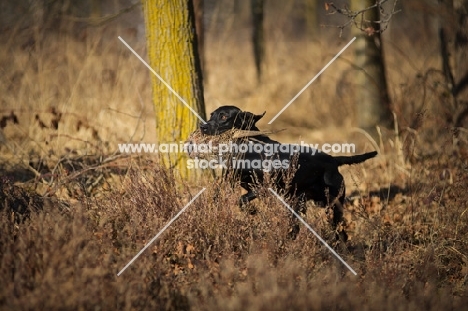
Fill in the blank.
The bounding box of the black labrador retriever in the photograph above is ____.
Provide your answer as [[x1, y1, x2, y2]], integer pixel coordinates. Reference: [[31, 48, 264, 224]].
[[199, 105, 377, 241]]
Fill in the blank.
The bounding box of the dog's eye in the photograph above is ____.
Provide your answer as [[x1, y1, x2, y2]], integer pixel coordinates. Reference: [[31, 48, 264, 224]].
[[221, 115, 227, 120]]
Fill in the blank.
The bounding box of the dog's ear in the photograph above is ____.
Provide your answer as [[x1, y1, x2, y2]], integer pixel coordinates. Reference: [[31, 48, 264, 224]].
[[233, 111, 266, 130], [253, 111, 266, 123], [241, 111, 265, 124]]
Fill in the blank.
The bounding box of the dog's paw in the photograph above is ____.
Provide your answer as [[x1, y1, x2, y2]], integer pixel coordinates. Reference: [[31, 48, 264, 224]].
[[286, 224, 300, 240], [238, 194, 258, 215], [335, 229, 348, 243], [239, 201, 257, 215]]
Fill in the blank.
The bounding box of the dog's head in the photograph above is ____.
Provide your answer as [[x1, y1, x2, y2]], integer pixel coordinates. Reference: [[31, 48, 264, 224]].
[[200, 105, 266, 135]]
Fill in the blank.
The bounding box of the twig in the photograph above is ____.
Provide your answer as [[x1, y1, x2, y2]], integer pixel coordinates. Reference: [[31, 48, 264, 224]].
[[323, 0, 400, 37], [62, 2, 140, 27]]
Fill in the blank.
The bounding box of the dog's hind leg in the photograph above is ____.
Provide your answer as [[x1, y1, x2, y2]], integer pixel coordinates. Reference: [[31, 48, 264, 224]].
[[286, 194, 307, 240], [324, 171, 348, 242], [331, 193, 348, 242], [333, 200, 348, 242]]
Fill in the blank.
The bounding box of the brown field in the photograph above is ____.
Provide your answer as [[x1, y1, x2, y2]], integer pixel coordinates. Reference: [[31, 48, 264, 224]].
[[1, 1, 467, 310]]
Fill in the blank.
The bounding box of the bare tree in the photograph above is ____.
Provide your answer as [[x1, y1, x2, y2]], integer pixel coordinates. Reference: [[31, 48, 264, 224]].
[[454, 1, 468, 86], [325, 0, 399, 37], [325, 0, 399, 131], [305, 0, 319, 40], [439, 0, 468, 126], [251, 0, 265, 82]]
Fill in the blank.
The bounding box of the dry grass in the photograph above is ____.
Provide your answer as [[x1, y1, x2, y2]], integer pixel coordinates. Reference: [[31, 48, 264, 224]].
[[1, 2, 468, 310], [1, 158, 467, 310]]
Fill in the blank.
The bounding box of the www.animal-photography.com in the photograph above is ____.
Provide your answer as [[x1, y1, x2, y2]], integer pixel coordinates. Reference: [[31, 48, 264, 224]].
[[1, 1, 467, 310]]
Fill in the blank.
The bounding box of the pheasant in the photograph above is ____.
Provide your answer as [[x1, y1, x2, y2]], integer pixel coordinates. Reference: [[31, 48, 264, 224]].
[[185, 128, 279, 160]]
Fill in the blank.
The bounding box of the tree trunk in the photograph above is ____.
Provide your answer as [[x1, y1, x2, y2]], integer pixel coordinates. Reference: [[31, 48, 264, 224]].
[[251, 0, 264, 83], [142, 0, 206, 179], [438, 0, 468, 126], [193, 0, 205, 78], [438, 0, 455, 92], [454, 0, 468, 98], [350, 0, 392, 132], [305, 0, 319, 40]]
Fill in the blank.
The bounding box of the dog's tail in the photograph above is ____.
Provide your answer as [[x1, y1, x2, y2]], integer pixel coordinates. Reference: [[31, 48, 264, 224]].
[[335, 151, 378, 166]]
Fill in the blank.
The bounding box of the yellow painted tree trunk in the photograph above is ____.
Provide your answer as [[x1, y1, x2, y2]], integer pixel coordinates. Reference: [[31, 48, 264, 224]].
[[142, 0, 206, 179]]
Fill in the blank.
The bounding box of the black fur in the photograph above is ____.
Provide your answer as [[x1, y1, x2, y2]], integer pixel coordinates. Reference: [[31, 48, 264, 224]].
[[201, 105, 377, 241]]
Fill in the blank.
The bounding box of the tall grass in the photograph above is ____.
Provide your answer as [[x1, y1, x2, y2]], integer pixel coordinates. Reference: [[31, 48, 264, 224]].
[[1, 160, 467, 309]]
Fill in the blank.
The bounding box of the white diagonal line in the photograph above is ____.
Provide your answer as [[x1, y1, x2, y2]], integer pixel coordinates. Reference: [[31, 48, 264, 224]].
[[268, 37, 356, 124], [268, 188, 357, 275], [117, 188, 206, 276], [118, 36, 206, 124]]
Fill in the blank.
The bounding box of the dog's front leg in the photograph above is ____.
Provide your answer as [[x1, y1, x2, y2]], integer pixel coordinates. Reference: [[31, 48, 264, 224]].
[[239, 190, 257, 215]]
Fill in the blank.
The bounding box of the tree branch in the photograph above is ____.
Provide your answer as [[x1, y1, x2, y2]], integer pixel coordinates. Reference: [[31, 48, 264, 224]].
[[323, 0, 400, 37]]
